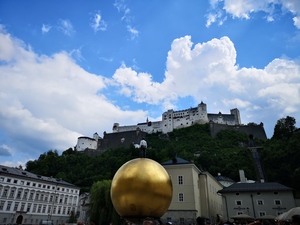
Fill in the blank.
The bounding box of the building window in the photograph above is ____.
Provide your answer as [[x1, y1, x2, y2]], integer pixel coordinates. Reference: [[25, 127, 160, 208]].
[[179, 193, 184, 202], [2, 188, 8, 197], [178, 176, 183, 185], [27, 203, 32, 212], [274, 199, 281, 205], [259, 212, 266, 217], [257, 200, 264, 205], [179, 218, 184, 225], [7, 179, 11, 183], [0, 201, 4, 210], [6, 201, 12, 211], [48, 205, 51, 214], [17, 190, 22, 199], [235, 200, 242, 206], [14, 202, 20, 211], [33, 204, 37, 213], [20, 203, 25, 211], [9, 189, 15, 198], [23, 191, 28, 200], [37, 204, 42, 213], [14, 180, 18, 184]]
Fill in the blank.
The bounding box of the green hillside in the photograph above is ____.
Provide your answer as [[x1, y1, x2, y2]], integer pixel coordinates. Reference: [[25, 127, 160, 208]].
[[25, 116, 300, 194]]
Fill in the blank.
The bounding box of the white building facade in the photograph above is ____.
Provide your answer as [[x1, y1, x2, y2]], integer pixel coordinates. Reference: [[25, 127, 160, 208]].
[[0, 165, 80, 225]]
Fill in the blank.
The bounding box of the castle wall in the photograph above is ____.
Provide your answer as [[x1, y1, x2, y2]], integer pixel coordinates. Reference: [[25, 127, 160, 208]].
[[98, 130, 147, 151], [76, 137, 97, 151], [209, 122, 267, 140]]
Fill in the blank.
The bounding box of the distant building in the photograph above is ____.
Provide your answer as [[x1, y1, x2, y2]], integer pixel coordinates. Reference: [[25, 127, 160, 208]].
[[0, 165, 80, 225], [75, 102, 267, 153], [217, 171, 296, 221], [215, 173, 236, 187], [113, 102, 241, 134], [161, 157, 223, 225]]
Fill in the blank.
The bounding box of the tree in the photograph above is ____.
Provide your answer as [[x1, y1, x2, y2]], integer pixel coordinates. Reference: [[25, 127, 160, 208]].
[[68, 210, 78, 223], [89, 180, 122, 225], [272, 116, 296, 140]]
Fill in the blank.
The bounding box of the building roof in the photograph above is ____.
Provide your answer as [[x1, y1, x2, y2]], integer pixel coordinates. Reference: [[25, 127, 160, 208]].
[[218, 182, 293, 193], [161, 157, 192, 165], [0, 165, 78, 187], [215, 174, 236, 183]]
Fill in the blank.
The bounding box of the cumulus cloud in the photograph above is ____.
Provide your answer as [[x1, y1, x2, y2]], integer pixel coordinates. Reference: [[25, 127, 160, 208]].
[[90, 12, 107, 32], [207, 0, 300, 29], [0, 29, 148, 166], [111, 35, 300, 122]]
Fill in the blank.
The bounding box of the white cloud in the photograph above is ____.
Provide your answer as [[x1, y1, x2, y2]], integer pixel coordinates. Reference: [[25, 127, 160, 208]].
[[207, 0, 300, 29], [41, 24, 51, 33], [0, 30, 148, 165], [114, 0, 131, 22], [1, 27, 300, 166], [0, 145, 12, 156], [114, 0, 139, 39], [90, 12, 107, 32], [58, 19, 75, 36], [111, 35, 300, 122], [127, 25, 139, 40]]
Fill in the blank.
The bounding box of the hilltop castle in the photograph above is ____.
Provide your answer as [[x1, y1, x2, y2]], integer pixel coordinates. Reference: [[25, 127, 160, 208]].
[[75, 101, 267, 152], [112, 101, 241, 134]]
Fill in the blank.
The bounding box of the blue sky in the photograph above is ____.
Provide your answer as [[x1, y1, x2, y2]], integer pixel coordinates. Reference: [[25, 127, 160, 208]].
[[0, 0, 299, 167]]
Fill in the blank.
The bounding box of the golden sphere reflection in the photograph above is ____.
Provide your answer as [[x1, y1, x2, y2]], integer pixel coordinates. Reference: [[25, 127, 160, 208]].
[[111, 158, 173, 222]]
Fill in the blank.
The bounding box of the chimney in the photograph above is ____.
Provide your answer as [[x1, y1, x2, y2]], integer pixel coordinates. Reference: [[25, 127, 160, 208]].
[[239, 170, 246, 183]]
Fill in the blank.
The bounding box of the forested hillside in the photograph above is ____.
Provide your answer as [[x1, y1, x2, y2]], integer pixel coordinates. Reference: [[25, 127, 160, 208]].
[[25, 116, 300, 194]]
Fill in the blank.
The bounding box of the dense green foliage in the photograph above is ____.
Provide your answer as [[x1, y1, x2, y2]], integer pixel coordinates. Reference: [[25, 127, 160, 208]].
[[89, 180, 121, 225], [25, 116, 299, 195]]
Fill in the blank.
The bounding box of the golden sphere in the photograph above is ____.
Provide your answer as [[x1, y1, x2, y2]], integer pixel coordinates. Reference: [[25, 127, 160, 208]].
[[111, 158, 173, 222]]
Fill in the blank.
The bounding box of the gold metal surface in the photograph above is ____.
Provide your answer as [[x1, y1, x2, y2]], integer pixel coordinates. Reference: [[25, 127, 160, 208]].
[[111, 158, 173, 221]]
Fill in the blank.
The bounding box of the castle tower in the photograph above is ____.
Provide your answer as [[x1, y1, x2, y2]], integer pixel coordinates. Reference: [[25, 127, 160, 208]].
[[113, 123, 119, 133], [93, 132, 99, 142], [230, 108, 241, 125], [162, 109, 174, 133], [197, 101, 209, 123]]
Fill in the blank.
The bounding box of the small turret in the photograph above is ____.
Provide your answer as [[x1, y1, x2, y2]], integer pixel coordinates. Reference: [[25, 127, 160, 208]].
[[113, 123, 119, 132]]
